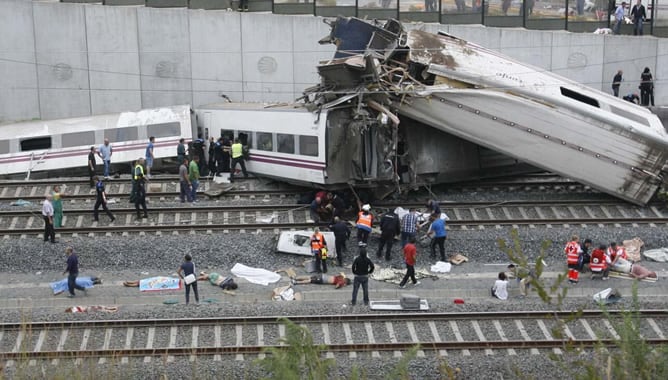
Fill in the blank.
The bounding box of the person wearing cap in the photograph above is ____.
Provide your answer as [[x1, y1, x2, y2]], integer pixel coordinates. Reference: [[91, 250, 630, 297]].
[[356, 204, 374, 244], [351, 246, 375, 306], [311, 227, 328, 273]]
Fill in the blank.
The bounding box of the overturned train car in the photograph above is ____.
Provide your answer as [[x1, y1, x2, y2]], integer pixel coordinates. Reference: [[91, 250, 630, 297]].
[[308, 17, 668, 205]]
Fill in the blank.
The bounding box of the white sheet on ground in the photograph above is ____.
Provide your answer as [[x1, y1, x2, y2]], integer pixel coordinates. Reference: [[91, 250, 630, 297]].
[[231, 263, 281, 286], [644, 248, 668, 262], [430, 261, 452, 273]]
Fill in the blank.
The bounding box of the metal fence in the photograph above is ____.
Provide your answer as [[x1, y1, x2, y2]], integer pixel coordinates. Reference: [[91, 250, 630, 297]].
[[65, 0, 668, 36]]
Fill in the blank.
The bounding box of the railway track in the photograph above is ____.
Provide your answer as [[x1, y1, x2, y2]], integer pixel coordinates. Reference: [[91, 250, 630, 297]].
[[1, 311, 666, 363], [0, 200, 666, 236]]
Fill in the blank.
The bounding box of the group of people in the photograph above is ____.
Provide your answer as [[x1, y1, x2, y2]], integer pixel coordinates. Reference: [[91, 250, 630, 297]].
[[565, 235, 657, 283], [613, 67, 655, 106], [614, 0, 647, 35]]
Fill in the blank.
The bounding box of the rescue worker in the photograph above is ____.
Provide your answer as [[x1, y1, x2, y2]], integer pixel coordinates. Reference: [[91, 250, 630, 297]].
[[329, 216, 350, 266], [193, 134, 206, 175], [133, 158, 148, 219], [229, 138, 248, 181], [564, 235, 582, 284], [93, 176, 115, 223], [311, 227, 328, 273], [377, 209, 400, 261], [356, 204, 374, 244], [590, 245, 610, 280]]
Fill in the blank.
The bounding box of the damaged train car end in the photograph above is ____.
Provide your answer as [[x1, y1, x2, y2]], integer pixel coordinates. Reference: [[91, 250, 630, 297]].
[[307, 17, 668, 205]]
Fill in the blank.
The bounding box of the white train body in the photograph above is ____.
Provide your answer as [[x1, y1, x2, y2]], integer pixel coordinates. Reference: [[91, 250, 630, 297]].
[[0, 105, 193, 177]]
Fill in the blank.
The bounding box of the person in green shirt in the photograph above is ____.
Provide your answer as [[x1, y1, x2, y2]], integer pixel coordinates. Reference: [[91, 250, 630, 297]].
[[189, 156, 200, 202], [51, 185, 64, 228]]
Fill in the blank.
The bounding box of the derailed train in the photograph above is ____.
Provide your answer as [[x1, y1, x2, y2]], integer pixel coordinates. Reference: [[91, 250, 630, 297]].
[[1, 17, 667, 205]]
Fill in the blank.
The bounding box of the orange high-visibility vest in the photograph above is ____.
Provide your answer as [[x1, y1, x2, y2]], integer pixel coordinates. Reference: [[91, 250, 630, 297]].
[[564, 241, 581, 265], [356, 212, 373, 229], [311, 232, 325, 251]]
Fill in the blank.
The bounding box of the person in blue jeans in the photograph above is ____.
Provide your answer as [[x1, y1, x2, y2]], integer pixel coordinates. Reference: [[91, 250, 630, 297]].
[[177, 254, 199, 305], [179, 159, 192, 203], [98, 138, 112, 179], [189, 156, 200, 202], [427, 214, 447, 261], [63, 246, 86, 298], [351, 247, 375, 306]]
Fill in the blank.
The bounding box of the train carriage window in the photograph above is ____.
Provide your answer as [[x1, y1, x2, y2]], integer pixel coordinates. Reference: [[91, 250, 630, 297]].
[[105, 126, 138, 143], [20, 137, 51, 151], [560, 87, 599, 108], [62, 131, 95, 148], [257, 132, 273, 151], [238, 131, 252, 148], [221, 129, 234, 139], [147, 122, 181, 139], [299, 135, 318, 157], [0, 140, 9, 154], [277, 134, 295, 154]]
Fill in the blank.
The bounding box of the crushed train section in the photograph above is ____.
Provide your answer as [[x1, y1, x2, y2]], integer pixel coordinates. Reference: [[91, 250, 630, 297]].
[[302, 17, 668, 205]]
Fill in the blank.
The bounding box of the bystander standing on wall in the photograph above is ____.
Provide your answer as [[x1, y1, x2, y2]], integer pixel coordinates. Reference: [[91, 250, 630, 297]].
[[614, 2, 626, 35], [177, 254, 199, 305], [87, 146, 96, 189], [42, 194, 56, 244], [98, 138, 112, 179], [612, 70, 623, 97], [630, 0, 646, 36], [63, 247, 86, 298]]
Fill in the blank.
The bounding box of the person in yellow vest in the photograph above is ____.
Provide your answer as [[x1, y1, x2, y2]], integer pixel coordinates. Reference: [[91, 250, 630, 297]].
[[311, 227, 328, 273], [230, 138, 248, 182], [133, 158, 148, 219], [356, 204, 374, 245]]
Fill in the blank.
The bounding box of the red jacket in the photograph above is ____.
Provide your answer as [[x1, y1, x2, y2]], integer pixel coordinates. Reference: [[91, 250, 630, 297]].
[[403, 243, 417, 266]]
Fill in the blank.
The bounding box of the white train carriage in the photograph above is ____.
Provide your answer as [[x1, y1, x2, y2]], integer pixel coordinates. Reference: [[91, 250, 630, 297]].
[[0, 105, 194, 177], [196, 103, 329, 185]]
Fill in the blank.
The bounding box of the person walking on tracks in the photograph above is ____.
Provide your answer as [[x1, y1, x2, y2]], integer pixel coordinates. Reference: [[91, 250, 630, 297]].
[[351, 246, 375, 306], [42, 194, 56, 244], [63, 246, 86, 298], [399, 236, 420, 288], [177, 254, 200, 305], [93, 176, 115, 223], [87, 146, 97, 189], [134, 158, 148, 219]]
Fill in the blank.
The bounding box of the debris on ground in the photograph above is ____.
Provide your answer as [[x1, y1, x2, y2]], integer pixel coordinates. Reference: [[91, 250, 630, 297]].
[[65, 305, 119, 313], [449, 254, 468, 265], [593, 288, 622, 305], [644, 248, 668, 262]]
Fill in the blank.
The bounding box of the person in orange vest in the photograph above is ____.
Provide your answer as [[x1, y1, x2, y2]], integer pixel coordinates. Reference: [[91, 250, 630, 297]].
[[311, 227, 328, 273], [564, 235, 582, 284], [589, 245, 610, 280], [356, 204, 374, 244]]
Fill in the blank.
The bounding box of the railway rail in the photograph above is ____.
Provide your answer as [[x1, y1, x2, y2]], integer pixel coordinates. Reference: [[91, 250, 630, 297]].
[[0, 199, 666, 236], [1, 311, 666, 362]]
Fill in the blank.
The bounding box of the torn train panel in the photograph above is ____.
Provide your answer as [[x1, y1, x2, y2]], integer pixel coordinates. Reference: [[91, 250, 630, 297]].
[[394, 28, 668, 205]]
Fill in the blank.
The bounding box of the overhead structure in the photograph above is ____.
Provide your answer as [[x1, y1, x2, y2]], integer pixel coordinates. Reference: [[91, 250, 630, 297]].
[[307, 17, 668, 205]]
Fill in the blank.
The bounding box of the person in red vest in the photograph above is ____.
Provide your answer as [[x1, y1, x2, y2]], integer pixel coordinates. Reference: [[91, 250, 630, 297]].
[[564, 235, 582, 284], [589, 245, 610, 280], [356, 204, 374, 244], [311, 227, 328, 273]]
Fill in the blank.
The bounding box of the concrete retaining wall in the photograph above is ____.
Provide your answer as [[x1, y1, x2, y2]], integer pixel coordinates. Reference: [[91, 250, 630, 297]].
[[0, 0, 664, 122]]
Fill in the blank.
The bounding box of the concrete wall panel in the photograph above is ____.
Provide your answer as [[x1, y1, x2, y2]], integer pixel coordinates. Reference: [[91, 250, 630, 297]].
[[33, 3, 91, 119], [189, 11, 243, 107], [448, 25, 503, 51], [291, 16, 335, 97], [137, 7, 193, 108], [550, 33, 605, 92], [240, 14, 295, 102], [603, 35, 658, 96], [655, 39, 668, 105], [0, 0, 39, 123], [86, 5, 141, 114], [498, 29, 553, 70]]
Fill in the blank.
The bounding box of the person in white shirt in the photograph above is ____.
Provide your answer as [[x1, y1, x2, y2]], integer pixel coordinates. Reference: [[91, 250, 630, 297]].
[[492, 272, 509, 300], [614, 2, 627, 35], [42, 194, 56, 243]]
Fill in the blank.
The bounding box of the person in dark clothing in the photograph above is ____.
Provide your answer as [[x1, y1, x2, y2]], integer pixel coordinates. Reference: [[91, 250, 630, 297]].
[[329, 217, 351, 266], [222, 135, 232, 173], [93, 176, 115, 223], [177, 138, 186, 166], [612, 70, 623, 97], [213, 137, 224, 176], [579, 238, 592, 272], [177, 254, 199, 305], [63, 246, 86, 298], [193, 135, 206, 176], [630, 0, 646, 36], [328, 193, 346, 220], [133, 158, 148, 218], [351, 247, 375, 306], [377, 210, 400, 261], [640, 67, 654, 106], [208, 137, 216, 176], [87, 146, 96, 188], [426, 199, 441, 216], [623, 93, 640, 104]]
